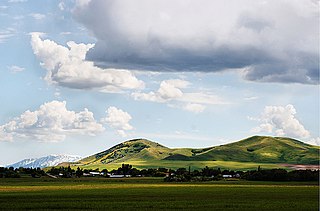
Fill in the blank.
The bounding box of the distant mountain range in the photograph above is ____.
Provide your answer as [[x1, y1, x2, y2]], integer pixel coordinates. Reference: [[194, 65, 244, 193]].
[[66, 136, 319, 170], [7, 155, 82, 168]]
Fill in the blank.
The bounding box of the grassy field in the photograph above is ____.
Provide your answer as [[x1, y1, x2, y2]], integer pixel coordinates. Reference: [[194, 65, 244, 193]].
[[0, 177, 318, 210], [78, 159, 283, 171]]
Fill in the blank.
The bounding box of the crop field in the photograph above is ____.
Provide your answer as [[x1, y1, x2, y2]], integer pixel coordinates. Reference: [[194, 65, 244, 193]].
[[0, 177, 318, 210], [76, 160, 284, 171]]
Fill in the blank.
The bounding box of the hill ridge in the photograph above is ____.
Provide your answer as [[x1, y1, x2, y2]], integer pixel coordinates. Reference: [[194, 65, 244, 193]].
[[69, 136, 319, 170]]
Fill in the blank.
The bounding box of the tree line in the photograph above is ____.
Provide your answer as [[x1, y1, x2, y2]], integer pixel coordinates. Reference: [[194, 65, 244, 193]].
[[1, 165, 319, 182], [0, 167, 45, 178]]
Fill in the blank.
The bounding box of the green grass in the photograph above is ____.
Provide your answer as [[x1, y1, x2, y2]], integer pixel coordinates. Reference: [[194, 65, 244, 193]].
[[0, 177, 318, 210], [79, 160, 283, 171]]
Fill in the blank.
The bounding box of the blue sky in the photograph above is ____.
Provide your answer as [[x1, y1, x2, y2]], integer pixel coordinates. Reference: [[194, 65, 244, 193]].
[[0, 0, 319, 165]]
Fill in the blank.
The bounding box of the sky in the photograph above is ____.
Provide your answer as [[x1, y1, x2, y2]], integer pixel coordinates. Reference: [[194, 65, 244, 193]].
[[0, 0, 319, 165]]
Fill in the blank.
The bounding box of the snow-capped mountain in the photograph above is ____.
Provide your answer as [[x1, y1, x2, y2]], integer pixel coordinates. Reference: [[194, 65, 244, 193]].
[[7, 155, 82, 168]]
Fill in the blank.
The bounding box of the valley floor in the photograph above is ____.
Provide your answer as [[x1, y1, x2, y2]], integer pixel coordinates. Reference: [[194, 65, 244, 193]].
[[76, 160, 285, 171], [0, 177, 318, 210]]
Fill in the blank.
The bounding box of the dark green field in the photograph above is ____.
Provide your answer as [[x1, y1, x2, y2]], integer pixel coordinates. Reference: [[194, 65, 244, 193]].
[[0, 177, 318, 210]]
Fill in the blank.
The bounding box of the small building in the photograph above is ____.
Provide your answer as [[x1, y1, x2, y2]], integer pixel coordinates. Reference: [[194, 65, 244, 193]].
[[108, 174, 131, 178], [222, 174, 233, 178], [89, 172, 100, 177]]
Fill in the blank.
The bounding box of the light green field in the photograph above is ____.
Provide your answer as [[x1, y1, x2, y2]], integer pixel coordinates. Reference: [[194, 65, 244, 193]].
[[78, 159, 283, 171], [0, 178, 318, 210]]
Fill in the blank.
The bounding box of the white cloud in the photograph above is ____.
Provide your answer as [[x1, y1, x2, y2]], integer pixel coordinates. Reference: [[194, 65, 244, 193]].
[[307, 137, 320, 146], [132, 79, 187, 103], [0, 101, 104, 142], [157, 79, 187, 100], [73, 0, 319, 84], [29, 13, 45, 20], [58, 2, 65, 11], [183, 103, 206, 114], [101, 106, 133, 137], [60, 32, 72, 35], [30, 33, 144, 92], [0, 29, 15, 43], [132, 79, 224, 113], [251, 104, 310, 139], [179, 92, 223, 105], [54, 91, 61, 98], [13, 15, 24, 20], [8, 0, 27, 2], [244, 96, 259, 101], [75, 0, 91, 7], [8, 65, 25, 73]]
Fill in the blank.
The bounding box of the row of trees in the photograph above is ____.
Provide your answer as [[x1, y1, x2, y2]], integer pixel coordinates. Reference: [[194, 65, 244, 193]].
[[0, 167, 44, 178], [165, 166, 319, 182], [242, 169, 319, 181], [1, 165, 319, 181], [47, 164, 170, 178], [45, 165, 319, 182]]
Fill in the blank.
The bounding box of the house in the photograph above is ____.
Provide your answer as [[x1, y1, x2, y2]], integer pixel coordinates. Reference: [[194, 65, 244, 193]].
[[107, 173, 131, 178], [89, 172, 100, 176]]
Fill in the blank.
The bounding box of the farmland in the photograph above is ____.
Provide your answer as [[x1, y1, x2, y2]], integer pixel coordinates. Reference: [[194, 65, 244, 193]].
[[0, 177, 318, 210], [74, 160, 283, 171]]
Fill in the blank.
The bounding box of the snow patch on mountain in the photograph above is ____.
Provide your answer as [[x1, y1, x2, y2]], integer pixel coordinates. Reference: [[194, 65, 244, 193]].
[[7, 155, 82, 168]]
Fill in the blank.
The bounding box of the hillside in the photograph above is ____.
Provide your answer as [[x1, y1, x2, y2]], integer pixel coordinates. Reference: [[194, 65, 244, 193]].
[[69, 136, 319, 170], [182, 136, 319, 164]]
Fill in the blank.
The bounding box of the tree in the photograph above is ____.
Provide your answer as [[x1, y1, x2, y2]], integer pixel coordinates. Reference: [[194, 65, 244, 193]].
[[76, 167, 83, 178]]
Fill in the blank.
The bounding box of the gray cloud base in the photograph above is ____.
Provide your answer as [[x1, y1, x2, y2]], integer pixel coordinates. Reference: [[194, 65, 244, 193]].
[[74, 0, 319, 84]]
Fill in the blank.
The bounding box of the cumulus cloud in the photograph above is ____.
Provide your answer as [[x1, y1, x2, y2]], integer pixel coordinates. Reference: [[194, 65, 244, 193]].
[[251, 104, 310, 139], [101, 106, 133, 137], [0, 101, 104, 142], [132, 79, 188, 103], [30, 33, 144, 93], [132, 79, 224, 113], [73, 0, 319, 84]]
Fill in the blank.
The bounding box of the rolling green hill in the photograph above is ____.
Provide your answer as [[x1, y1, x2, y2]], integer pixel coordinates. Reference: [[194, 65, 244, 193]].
[[189, 136, 319, 164], [68, 136, 319, 170]]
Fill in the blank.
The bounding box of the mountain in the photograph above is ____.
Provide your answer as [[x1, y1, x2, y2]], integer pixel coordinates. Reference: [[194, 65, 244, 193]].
[[77, 138, 193, 165], [188, 136, 319, 164], [7, 155, 82, 168], [70, 136, 319, 170]]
